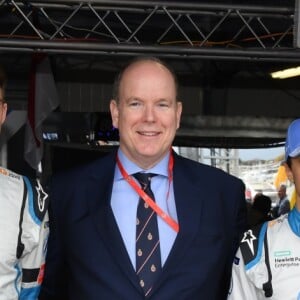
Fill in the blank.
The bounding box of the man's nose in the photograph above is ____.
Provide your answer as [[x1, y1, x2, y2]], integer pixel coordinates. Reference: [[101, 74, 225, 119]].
[[144, 105, 155, 121]]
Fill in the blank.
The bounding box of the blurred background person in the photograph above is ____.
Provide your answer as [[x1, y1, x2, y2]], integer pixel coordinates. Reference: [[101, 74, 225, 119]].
[[247, 193, 272, 227], [272, 183, 290, 218]]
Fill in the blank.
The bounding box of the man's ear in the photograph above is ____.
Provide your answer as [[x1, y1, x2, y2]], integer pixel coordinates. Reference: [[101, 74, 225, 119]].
[[0, 102, 7, 126], [176, 101, 182, 130], [110, 99, 119, 129]]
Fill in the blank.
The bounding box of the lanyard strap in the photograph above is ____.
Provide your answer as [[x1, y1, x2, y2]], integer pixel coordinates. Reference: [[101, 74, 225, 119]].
[[116, 150, 179, 233]]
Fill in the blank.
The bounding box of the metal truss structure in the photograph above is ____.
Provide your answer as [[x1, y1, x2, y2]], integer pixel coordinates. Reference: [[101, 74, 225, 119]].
[[0, 0, 298, 151], [0, 0, 299, 62]]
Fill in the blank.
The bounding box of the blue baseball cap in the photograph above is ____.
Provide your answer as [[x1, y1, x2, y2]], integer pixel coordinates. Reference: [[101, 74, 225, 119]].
[[285, 118, 300, 161]]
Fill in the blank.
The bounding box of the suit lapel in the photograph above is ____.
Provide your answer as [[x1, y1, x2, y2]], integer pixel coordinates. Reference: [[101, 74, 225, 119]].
[[86, 152, 141, 292], [154, 154, 204, 290]]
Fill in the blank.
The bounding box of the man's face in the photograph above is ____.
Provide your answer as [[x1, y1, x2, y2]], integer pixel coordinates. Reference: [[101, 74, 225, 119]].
[[277, 186, 286, 199], [110, 60, 182, 168], [0, 88, 7, 132]]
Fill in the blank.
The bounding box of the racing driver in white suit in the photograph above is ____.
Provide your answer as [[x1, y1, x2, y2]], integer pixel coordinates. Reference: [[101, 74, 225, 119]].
[[0, 66, 49, 299], [228, 118, 300, 300]]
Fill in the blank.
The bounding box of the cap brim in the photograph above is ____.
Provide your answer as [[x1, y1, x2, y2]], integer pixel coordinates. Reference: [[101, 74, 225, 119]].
[[289, 146, 300, 158]]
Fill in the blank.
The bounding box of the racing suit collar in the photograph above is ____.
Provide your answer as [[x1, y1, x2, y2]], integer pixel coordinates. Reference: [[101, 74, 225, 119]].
[[288, 207, 300, 237]]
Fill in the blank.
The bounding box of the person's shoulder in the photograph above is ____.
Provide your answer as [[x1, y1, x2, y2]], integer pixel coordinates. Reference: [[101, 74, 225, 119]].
[[0, 166, 23, 183], [267, 214, 289, 233], [51, 150, 116, 184], [0, 167, 25, 203], [0, 166, 49, 222], [239, 215, 288, 265], [283, 196, 290, 203], [0, 165, 45, 191], [239, 221, 268, 266]]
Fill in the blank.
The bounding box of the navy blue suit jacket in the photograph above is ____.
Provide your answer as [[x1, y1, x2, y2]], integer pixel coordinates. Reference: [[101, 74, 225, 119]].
[[40, 149, 246, 300]]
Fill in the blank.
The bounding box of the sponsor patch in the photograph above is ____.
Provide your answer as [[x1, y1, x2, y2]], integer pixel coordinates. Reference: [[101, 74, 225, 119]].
[[0, 167, 21, 180], [0, 167, 8, 176]]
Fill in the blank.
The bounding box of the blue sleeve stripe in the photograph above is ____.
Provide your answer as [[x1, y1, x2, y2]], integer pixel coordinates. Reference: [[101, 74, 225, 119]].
[[23, 176, 41, 225], [20, 286, 41, 300], [245, 222, 268, 270], [14, 264, 21, 297]]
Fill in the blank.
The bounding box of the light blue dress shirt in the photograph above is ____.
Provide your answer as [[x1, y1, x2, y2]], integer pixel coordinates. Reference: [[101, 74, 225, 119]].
[[111, 148, 178, 269]]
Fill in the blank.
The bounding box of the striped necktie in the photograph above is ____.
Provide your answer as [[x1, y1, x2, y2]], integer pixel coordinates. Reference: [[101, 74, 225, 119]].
[[133, 172, 162, 297]]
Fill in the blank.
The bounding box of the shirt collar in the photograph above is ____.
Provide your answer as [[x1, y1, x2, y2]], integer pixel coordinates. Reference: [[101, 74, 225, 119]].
[[115, 148, 170, 181]]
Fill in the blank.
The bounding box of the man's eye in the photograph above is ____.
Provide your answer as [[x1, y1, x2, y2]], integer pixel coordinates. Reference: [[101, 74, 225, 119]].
[[129, 102, 141, 107], [158, 102, 169, 107]]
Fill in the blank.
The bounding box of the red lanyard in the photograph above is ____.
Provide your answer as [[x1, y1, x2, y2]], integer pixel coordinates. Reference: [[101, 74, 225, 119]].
[[116, 150, 179, 233]]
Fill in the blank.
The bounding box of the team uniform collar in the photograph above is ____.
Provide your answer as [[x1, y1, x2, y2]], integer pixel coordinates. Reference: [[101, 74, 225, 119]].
[[288, 207, 300, 237]]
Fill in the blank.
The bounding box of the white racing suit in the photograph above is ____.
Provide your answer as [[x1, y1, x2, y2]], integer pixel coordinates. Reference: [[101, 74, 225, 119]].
[[0, 167, 49, 300], [228, 208, 300, 300]]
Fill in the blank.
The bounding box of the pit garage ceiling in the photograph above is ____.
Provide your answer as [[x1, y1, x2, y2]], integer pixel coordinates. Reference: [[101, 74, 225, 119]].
[[0, 0, 300, 148]]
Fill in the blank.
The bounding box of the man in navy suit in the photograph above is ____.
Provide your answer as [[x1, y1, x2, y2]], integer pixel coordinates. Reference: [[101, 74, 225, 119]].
[[40, 56, 247, 299]]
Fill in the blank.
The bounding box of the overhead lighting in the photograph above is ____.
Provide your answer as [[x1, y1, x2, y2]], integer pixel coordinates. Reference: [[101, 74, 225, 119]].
[[270, 66, 300, 79]]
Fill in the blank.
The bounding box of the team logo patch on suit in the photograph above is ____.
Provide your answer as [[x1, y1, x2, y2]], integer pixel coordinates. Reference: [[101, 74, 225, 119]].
[[26, 177, 49, 222], [240, 223, 265, 265]]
